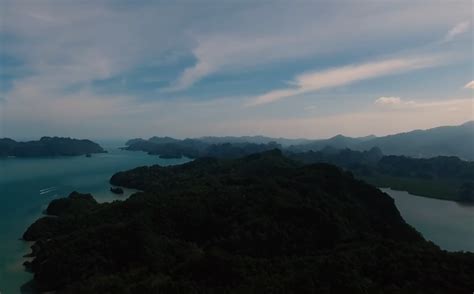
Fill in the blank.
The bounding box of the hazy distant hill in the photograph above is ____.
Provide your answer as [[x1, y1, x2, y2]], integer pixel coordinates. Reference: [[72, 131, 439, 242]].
[[290, 121, 474, 160], [0, 137, 105, 157], [198, 135, 311, 147], [126, 135, 310, 148], [358, 121, 474, 160], [126, 121, 474, 160], [124, 137, 282, 159], [288, 134, 376, 152]]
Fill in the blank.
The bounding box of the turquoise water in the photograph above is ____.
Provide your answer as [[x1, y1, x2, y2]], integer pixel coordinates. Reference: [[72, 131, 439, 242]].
[[0, 146, 190, 293], [383, 188, 474, 252]]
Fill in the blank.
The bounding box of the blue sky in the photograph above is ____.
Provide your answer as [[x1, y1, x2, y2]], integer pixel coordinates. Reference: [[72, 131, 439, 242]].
[[0, 0, 472, 139]]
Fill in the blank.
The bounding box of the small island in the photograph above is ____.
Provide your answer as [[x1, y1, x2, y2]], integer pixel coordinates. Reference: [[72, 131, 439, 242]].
[[0, 137, 106, 157], [110, 187, 124, 195]]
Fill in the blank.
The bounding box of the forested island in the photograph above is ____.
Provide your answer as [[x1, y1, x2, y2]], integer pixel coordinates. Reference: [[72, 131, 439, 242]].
[[123, 137, 282, 159], [124, 136, 474, 202], [23, 150, 474, 293], [0, 137, 105, 157]]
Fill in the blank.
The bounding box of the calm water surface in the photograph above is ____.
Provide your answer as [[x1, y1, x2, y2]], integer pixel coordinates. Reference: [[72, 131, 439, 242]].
[[382, 188, 474, 252], [0, 146, 189, 293]]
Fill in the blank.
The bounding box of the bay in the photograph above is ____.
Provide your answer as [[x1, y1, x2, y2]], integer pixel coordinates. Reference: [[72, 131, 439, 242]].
[[0, 146, 189, 293]]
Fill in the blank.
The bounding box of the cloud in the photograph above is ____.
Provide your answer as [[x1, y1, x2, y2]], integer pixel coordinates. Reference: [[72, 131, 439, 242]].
[[163, 59, 215, 92], [166, 2, 471, 91], [375, 96, 402, 105], [248, 56, 442, 106], [374, 97, 471, 112], [1, 1, 472, 138], [374, 96, 417, 108], [464, 80, 474, 89], [304, 105, 317, 111], [442, 20, 471, 42]]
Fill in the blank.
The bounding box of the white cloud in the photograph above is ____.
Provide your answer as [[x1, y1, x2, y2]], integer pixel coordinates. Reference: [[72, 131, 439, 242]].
[[375, 96, 402, 105], [442, 20, 471, 42], [164, 60, 215, 92], [374, 96, 473, 111], [248, 56, 442, 106], [374, 96, 418, 108], [464, 80, 474, 89]]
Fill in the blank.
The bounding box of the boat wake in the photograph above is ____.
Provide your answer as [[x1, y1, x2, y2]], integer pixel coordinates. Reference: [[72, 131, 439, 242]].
[[39, 187, 57, 195]]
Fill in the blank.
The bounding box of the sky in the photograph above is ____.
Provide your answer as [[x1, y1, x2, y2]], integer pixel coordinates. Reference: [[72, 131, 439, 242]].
[[0, 0, 473, 140]]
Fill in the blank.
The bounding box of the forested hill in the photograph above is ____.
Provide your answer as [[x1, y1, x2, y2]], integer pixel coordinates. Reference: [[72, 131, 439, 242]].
[[289, 121, 474, 160], [124, 134, 474, 201], [23, 150, 474, 293], [124, 137, 282, 159], [288, 147, 474, 202], [0, 137, 105, 157]]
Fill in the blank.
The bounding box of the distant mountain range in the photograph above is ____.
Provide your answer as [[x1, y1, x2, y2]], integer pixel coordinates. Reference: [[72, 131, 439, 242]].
[[126, 135, 310, 148], [127, 121, 474, 161], [289, 121, 474, 160]]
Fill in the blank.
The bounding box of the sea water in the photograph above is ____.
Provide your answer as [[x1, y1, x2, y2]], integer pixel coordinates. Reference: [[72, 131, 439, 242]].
[[0, 146, 189, 293]]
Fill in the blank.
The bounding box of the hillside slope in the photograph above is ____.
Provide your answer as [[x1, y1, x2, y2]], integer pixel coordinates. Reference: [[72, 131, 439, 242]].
[[291, 121, 474, 160]]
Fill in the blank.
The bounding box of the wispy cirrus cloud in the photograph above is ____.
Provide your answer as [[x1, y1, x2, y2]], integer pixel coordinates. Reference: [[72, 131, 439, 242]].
[[464, 80, 474, 89], [165, 2, 472, 92], [248, 56, 443, 106], [442, 20, 471, 42]]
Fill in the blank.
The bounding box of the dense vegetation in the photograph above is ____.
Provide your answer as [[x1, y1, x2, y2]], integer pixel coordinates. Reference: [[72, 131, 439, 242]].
[[24, 151, 474, 293], [123, 121, 474, 202], [289, 148, 474, 202], [126, 134, 474, 202], [124, 137, 281, 159], [0, 137, 105, 157]]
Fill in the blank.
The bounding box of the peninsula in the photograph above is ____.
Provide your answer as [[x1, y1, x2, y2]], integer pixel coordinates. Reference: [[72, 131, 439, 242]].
[[0, 137, 105, 157]]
